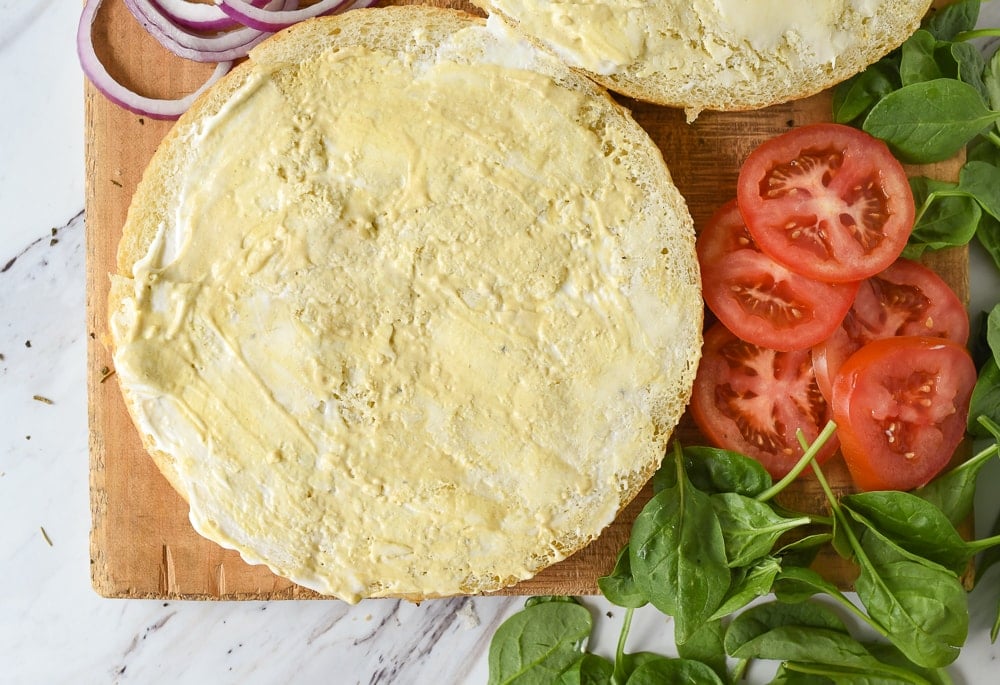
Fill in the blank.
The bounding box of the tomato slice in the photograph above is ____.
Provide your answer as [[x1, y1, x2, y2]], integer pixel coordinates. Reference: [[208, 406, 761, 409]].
[[689, 322, 839, 479], [812, 258, 970, 402], [737, 123, 914, 283], [697, 199, 859, 351], [832, 336, 976, 492]]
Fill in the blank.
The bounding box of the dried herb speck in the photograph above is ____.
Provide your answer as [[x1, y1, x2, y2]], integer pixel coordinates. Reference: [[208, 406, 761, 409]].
[[32, 395, 53, 405], [40, 527, 53, 547]]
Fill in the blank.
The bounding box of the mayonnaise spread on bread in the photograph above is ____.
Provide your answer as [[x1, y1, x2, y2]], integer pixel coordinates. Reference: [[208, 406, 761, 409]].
[[110, 23, 701, 601], [488, 0, 880, 76]]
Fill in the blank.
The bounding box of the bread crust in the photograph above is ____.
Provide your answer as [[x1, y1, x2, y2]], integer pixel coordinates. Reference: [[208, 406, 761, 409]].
[[108, 5, 703, 600], [472, 0, 934, 117]]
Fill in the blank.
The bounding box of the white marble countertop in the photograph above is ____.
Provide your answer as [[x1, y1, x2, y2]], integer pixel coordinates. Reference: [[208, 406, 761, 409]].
[[4, 3, 1000, 683]]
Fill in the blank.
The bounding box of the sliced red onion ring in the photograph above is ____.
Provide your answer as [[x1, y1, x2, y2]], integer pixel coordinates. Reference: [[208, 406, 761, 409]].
[[151, 0, 239, 32], [78, 0, 233, 119], [215, 0, 355, 32], [125, 0, 282, 62]]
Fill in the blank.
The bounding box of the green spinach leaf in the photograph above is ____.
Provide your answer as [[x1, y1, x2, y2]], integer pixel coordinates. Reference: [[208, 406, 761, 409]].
[[624, 657, 725, 685], [862, 79, 1000, 163], [629, 450, 730, 644], [975, 213, 1000, 272], [854, 531, 968, 669], [557, 653, 613, 685], [900, 30, 943, 86], [969, 357, 1000, 435], [914, 438, 999, 524], [842, 491, 971, 576], [923, 0, 980, 41], [597, 546, 647, 609], [833, 60, 900, 125], [680, 445, 773, 497], [905, 177, 980, 257], [675, 619, 728, 684], [711, 492, 810, 567], [488, 600, 593, 685], [710, 556, 782, 620]]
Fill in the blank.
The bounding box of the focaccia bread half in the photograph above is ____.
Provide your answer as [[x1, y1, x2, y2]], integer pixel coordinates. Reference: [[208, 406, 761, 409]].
[[108, 6, 703, 602], [471, 0, 934, 118]]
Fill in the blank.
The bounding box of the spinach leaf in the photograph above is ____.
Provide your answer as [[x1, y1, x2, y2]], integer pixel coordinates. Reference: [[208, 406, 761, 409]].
[[900, 30, 943, 86], [680, 445, 772, 497], [524, 595, 581, 608], [709, 556, 781, 620], [770, 665, 835, 685], [842, 491, 971, 577], [923, 0, 980, 41], [614, 652, 663, 683], [988, 303, 1000, 365], [624, 657, 725, 685], [726, 601, 941, 683], [969, 357, 1000, 435], [772, 566, 850, 605], [914, 438, 999, 524], [975, 213, 1000, 272], [675, 619, 728, 684], [775, 532, 831, 569], [556, 653, 613, 685], [959, 160, 1000, 221], [864, 642, 957, 685], [629, 450, 730, 644], [862, 79, 1000, 163], [853, 531, 968, 669], [946, 40, 990, 105], [711, 492, 810, 567], [984, 44, 1000, 115], [776, 662, 936, 685], [905, 176, 980, 257], [488, 600, 594, 685], [723, 601, 874, 665], [597, 546, 647, 609], [833, 60, 900, 125]]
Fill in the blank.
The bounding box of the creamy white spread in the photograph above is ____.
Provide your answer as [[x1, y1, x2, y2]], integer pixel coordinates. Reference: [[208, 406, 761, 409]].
[[110, 27, 701, 602], [488, 0, 881, 76]]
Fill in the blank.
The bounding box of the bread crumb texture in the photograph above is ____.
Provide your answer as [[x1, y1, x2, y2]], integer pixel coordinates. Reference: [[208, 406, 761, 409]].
[[108, 7, 702, 602], [475, 0, 933, 117]]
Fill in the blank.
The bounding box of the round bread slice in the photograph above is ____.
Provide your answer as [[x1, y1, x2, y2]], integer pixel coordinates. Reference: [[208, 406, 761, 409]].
[[471, 0, 933, 118], [108, 5, 702, 602]]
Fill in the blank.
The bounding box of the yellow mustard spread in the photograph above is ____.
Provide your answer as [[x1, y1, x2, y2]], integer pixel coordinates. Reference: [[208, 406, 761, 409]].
[[111, 32, 696, 601]]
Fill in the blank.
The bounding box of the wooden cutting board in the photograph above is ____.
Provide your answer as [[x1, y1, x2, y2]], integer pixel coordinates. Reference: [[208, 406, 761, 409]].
[[85, 0, 968, 599]]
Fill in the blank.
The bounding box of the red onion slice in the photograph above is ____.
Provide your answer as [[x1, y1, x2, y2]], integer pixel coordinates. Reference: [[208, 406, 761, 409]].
[[125, 0, 279, 62], [151, 0, 277, 32], [215, 0, 354, 32], [78, 0, 233, 119], [150, 0, 237, 31]]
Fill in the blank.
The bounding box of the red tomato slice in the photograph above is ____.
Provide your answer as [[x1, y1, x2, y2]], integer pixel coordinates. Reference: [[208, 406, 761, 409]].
[[737, 123, 914, 283], [812, 258, 970, 401], [832, 336, 975, 492], [690, 322, 839, 479], [698, 199, 859, 351]]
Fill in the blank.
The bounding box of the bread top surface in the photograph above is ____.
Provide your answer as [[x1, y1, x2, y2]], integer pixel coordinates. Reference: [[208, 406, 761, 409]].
[[108, 6, 703, 601], [471, 0, 933, 117]]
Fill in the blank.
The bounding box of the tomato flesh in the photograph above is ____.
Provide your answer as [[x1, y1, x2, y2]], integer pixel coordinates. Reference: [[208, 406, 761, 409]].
[[831, 336, 975, 492], [698, 199, 859, 351], [737, 123, 914, 283], [690, 322, 839, 479], [811, 258, 970, 402]]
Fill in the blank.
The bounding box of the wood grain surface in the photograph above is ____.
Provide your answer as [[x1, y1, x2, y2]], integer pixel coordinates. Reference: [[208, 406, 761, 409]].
[[86, 0, 968, 599]]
